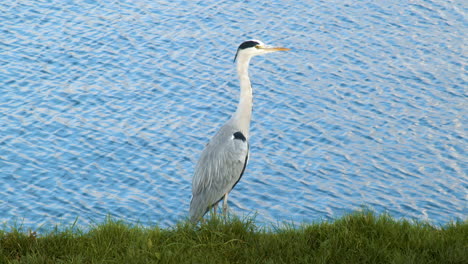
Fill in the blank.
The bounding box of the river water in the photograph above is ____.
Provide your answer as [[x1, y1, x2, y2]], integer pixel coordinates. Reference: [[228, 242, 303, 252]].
[[0, 0, 466, 230]]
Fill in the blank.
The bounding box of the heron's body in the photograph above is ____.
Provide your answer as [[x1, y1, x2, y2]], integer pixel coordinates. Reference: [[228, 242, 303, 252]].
[[190, 40, 289, 223]]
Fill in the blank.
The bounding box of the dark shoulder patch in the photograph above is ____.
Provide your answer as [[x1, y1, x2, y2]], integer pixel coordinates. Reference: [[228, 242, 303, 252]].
[[233, 131, 246, 142], [238, 40, 259, 50]]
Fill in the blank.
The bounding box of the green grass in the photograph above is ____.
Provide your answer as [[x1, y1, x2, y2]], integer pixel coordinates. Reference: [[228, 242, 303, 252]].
[[1, 211, 466, 263]]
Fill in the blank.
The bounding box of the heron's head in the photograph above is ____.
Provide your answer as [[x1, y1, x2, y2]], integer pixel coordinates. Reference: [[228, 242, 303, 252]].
[[233, 40, 290, 62]]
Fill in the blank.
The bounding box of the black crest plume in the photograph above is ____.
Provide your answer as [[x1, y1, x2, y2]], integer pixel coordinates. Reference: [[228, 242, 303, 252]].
[[233, 40, 260, 62]]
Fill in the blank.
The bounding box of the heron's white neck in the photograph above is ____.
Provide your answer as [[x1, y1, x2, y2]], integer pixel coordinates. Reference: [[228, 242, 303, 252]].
[[233, 55, 253, 137]]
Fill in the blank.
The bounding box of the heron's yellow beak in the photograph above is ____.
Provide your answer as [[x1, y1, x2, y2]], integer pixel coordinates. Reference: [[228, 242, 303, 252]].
[[268, 47, 290, 51], [258, 46, 291, 52]]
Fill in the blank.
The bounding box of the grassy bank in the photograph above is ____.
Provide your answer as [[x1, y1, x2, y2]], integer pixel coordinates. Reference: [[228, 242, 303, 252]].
[[1, 211, 466, 263]]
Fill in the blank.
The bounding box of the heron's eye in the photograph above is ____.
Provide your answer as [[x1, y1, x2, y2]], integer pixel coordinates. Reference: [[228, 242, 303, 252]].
[[255, 45, 260, 49]]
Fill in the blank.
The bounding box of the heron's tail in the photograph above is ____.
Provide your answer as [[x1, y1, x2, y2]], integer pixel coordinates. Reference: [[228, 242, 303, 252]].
[[189, 195, 208, 224]]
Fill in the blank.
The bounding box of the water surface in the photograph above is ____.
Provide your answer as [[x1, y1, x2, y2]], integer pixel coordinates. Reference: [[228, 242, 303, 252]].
[[0, 0, 466, 229]]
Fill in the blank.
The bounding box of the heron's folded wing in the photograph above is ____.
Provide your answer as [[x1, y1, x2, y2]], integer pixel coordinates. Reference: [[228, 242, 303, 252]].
[[192, 129, 249, 205]]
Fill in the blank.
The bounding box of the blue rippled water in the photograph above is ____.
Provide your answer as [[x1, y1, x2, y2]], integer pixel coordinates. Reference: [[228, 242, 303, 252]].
[[1, 0, 466, 230]]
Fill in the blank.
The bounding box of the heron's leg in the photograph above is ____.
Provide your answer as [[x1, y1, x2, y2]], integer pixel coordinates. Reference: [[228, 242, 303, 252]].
[[222, 193, 229, 215], [213, 203, 218, 217]]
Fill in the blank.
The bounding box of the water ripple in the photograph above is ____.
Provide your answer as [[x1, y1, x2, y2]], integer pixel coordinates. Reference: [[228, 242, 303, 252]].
[[0, 0, 466, 230]]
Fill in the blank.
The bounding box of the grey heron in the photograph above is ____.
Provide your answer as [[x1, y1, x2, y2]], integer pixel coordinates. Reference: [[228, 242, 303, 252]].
[[189, 40, 289, 223]]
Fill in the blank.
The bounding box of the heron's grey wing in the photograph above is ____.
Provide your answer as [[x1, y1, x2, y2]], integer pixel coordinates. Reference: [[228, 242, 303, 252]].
[[190, 127, 249, 222]]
